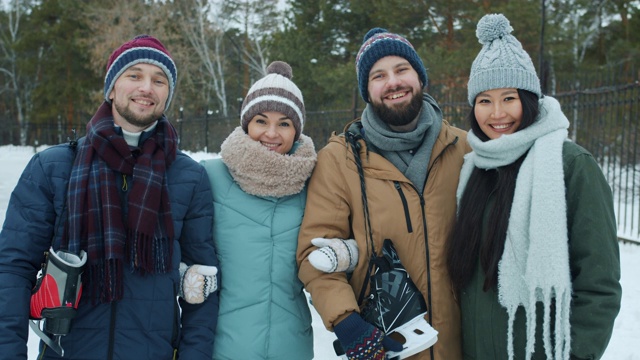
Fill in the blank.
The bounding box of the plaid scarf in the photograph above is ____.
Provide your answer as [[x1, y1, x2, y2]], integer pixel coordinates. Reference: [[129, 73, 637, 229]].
[[63, 102, 177, 303]]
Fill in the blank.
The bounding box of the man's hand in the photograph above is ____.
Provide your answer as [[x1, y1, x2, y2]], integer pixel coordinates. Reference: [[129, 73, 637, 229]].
[[334, 313, 403, 360]]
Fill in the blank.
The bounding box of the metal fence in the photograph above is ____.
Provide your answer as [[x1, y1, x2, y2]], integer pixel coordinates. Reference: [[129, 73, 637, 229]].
[[560, 81, 640, 243], [0, 77, 638, 241]]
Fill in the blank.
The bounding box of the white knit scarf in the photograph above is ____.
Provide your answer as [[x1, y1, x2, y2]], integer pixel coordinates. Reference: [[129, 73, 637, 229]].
[[220, 127, 317, 198], [457, 96, 572, 360]]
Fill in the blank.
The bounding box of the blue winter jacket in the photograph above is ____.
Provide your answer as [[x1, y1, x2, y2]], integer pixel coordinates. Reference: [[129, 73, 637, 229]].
[[201, 158, 313, 360], [0, 137, 219, 359]]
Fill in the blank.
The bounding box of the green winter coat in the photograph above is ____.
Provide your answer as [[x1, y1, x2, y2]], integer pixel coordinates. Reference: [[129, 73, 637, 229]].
[[460, 141, 621, 360]]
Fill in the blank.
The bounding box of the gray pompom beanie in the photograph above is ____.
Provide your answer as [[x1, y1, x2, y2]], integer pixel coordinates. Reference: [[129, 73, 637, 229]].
[[467, 14, 541, 105], [240, 61, 305, 141], [355, 28, 427, 103]]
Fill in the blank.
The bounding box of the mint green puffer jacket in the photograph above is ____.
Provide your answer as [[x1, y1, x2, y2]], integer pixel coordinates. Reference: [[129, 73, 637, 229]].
[[201, 131, 316, 360]]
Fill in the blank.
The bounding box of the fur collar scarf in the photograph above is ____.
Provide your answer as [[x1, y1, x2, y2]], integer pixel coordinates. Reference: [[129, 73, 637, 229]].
[[220, 127, 317, 198]]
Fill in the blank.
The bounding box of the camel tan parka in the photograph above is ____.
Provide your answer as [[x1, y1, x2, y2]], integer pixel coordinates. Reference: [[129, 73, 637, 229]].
[[297, 118, 471, 360]]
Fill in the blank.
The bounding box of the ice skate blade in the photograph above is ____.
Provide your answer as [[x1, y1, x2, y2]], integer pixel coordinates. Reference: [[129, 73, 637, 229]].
[[387, 312, 438, 359], [29, 320, 65, 356]]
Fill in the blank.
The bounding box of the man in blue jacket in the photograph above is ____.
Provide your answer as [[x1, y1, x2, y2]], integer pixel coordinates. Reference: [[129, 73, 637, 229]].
[[0, 35, 219, 359]]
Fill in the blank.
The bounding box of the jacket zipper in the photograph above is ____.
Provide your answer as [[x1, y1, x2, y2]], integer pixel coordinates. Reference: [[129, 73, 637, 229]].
[[394, 181, 413, 233], [418, 193, 434, 360], [107, 301, 117, 360]]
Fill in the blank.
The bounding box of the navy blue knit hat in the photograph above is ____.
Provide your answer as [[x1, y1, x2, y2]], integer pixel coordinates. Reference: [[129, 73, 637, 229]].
[[104, 35, 177, 111], [355, 28, 427, 103]]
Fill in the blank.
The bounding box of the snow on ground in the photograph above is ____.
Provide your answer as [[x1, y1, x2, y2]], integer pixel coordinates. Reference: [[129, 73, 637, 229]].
[[0, 146, 636, 359]]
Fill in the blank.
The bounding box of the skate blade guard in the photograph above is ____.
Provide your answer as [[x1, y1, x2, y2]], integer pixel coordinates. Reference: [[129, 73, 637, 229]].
[[386, 312, 438, 359], [30, 247, 87, 356], [334, 312, 438, 360]]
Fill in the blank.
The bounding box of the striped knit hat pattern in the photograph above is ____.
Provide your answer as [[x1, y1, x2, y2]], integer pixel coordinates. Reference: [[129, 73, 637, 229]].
[[104, 34, 177, 111], [467, 14, 541, 105], [355, 28, 428, 103], [240, 61, 305, 141]]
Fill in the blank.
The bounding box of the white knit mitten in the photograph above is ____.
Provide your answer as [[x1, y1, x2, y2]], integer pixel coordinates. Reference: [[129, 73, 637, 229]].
[[179, 262, 218, 304], [309, 238, 359, 273]]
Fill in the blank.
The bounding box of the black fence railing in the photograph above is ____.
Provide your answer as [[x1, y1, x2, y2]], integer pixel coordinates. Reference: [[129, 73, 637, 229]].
[[0, 78, 638, 241], [557, 81, 640, 243]]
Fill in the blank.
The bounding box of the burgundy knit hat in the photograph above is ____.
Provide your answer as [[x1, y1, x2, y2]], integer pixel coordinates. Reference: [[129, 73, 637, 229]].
[[240, 61, 305, 141], [103, 35, 177, 111]]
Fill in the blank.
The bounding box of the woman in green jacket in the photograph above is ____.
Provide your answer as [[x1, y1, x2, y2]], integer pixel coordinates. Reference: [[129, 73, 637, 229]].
[[446, 14, 621, 360], [185, 61, 316, 359]]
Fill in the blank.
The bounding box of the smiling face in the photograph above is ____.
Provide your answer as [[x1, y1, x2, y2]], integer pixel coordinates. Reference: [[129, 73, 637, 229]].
[[473, 88, 523, 140], [247, 111, 296, 155], [367, 56, 423, 129], [109, 63, 169, 132]]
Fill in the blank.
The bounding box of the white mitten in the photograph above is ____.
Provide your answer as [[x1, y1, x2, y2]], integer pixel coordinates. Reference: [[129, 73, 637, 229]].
[[179, 262, 218, 304], [309, 238, 359, 273]]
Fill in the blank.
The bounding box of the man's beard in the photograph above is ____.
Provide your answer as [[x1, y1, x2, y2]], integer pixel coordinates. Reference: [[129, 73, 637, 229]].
[[371, 90, 423, 127], [114, 101, 162, 129]]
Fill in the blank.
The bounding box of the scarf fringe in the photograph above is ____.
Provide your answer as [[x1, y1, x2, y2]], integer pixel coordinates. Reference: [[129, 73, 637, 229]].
[[506, 286, 571, 360], [88, 259, 123, 304], [86, 233, 173, 303], [507, 307, 516, 359], [127, 230, 173, 275]]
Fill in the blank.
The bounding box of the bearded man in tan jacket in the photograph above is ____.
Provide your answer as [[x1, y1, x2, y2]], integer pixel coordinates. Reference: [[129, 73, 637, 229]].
[[297, 27, 471, 360]]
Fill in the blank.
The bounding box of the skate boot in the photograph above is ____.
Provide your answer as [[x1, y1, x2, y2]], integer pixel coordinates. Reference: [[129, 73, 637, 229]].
[[30, 247, 87, 356]]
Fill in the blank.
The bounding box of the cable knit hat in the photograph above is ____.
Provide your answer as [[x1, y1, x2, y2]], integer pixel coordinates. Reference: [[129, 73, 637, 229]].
[[240, 61, 305, 141], [104, 35, 177, 111], [467, 14, 541, 105], [355, 28, 427, 103]]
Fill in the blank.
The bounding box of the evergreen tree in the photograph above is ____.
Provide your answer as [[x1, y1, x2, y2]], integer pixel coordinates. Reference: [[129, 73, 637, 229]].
[[19, 0, 99, 143]]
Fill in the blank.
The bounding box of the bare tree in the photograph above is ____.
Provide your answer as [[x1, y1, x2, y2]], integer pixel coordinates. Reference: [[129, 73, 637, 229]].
[[571, 0, 608, 64], [177, 0, 229, 116], [178, 0, 283, 113], [0, 0, 36, 145], [81, 0, 178, 88], [223, 0, 281, 81]]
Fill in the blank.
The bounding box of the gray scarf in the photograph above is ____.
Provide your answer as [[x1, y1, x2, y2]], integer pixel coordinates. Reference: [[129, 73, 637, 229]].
[[220, 127, 317, 198], [361, 93, 442, 193], [457, 96, 572, 360]]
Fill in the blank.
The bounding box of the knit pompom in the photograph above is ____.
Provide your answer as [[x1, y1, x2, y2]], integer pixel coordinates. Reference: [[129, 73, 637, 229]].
[[363, 27, 387, 42], [241, 60, 305, 140], [476, 13, 513, 44], [266, 61, 293, 79]]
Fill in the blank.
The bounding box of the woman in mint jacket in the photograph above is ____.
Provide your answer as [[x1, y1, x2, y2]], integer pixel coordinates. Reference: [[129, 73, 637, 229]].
[[200, 61, 316, 359], [447, 14, 621, 360]]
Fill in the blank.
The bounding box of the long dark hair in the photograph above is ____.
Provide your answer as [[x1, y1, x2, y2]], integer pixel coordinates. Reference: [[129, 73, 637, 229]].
[[447, 89, 540, 293]]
